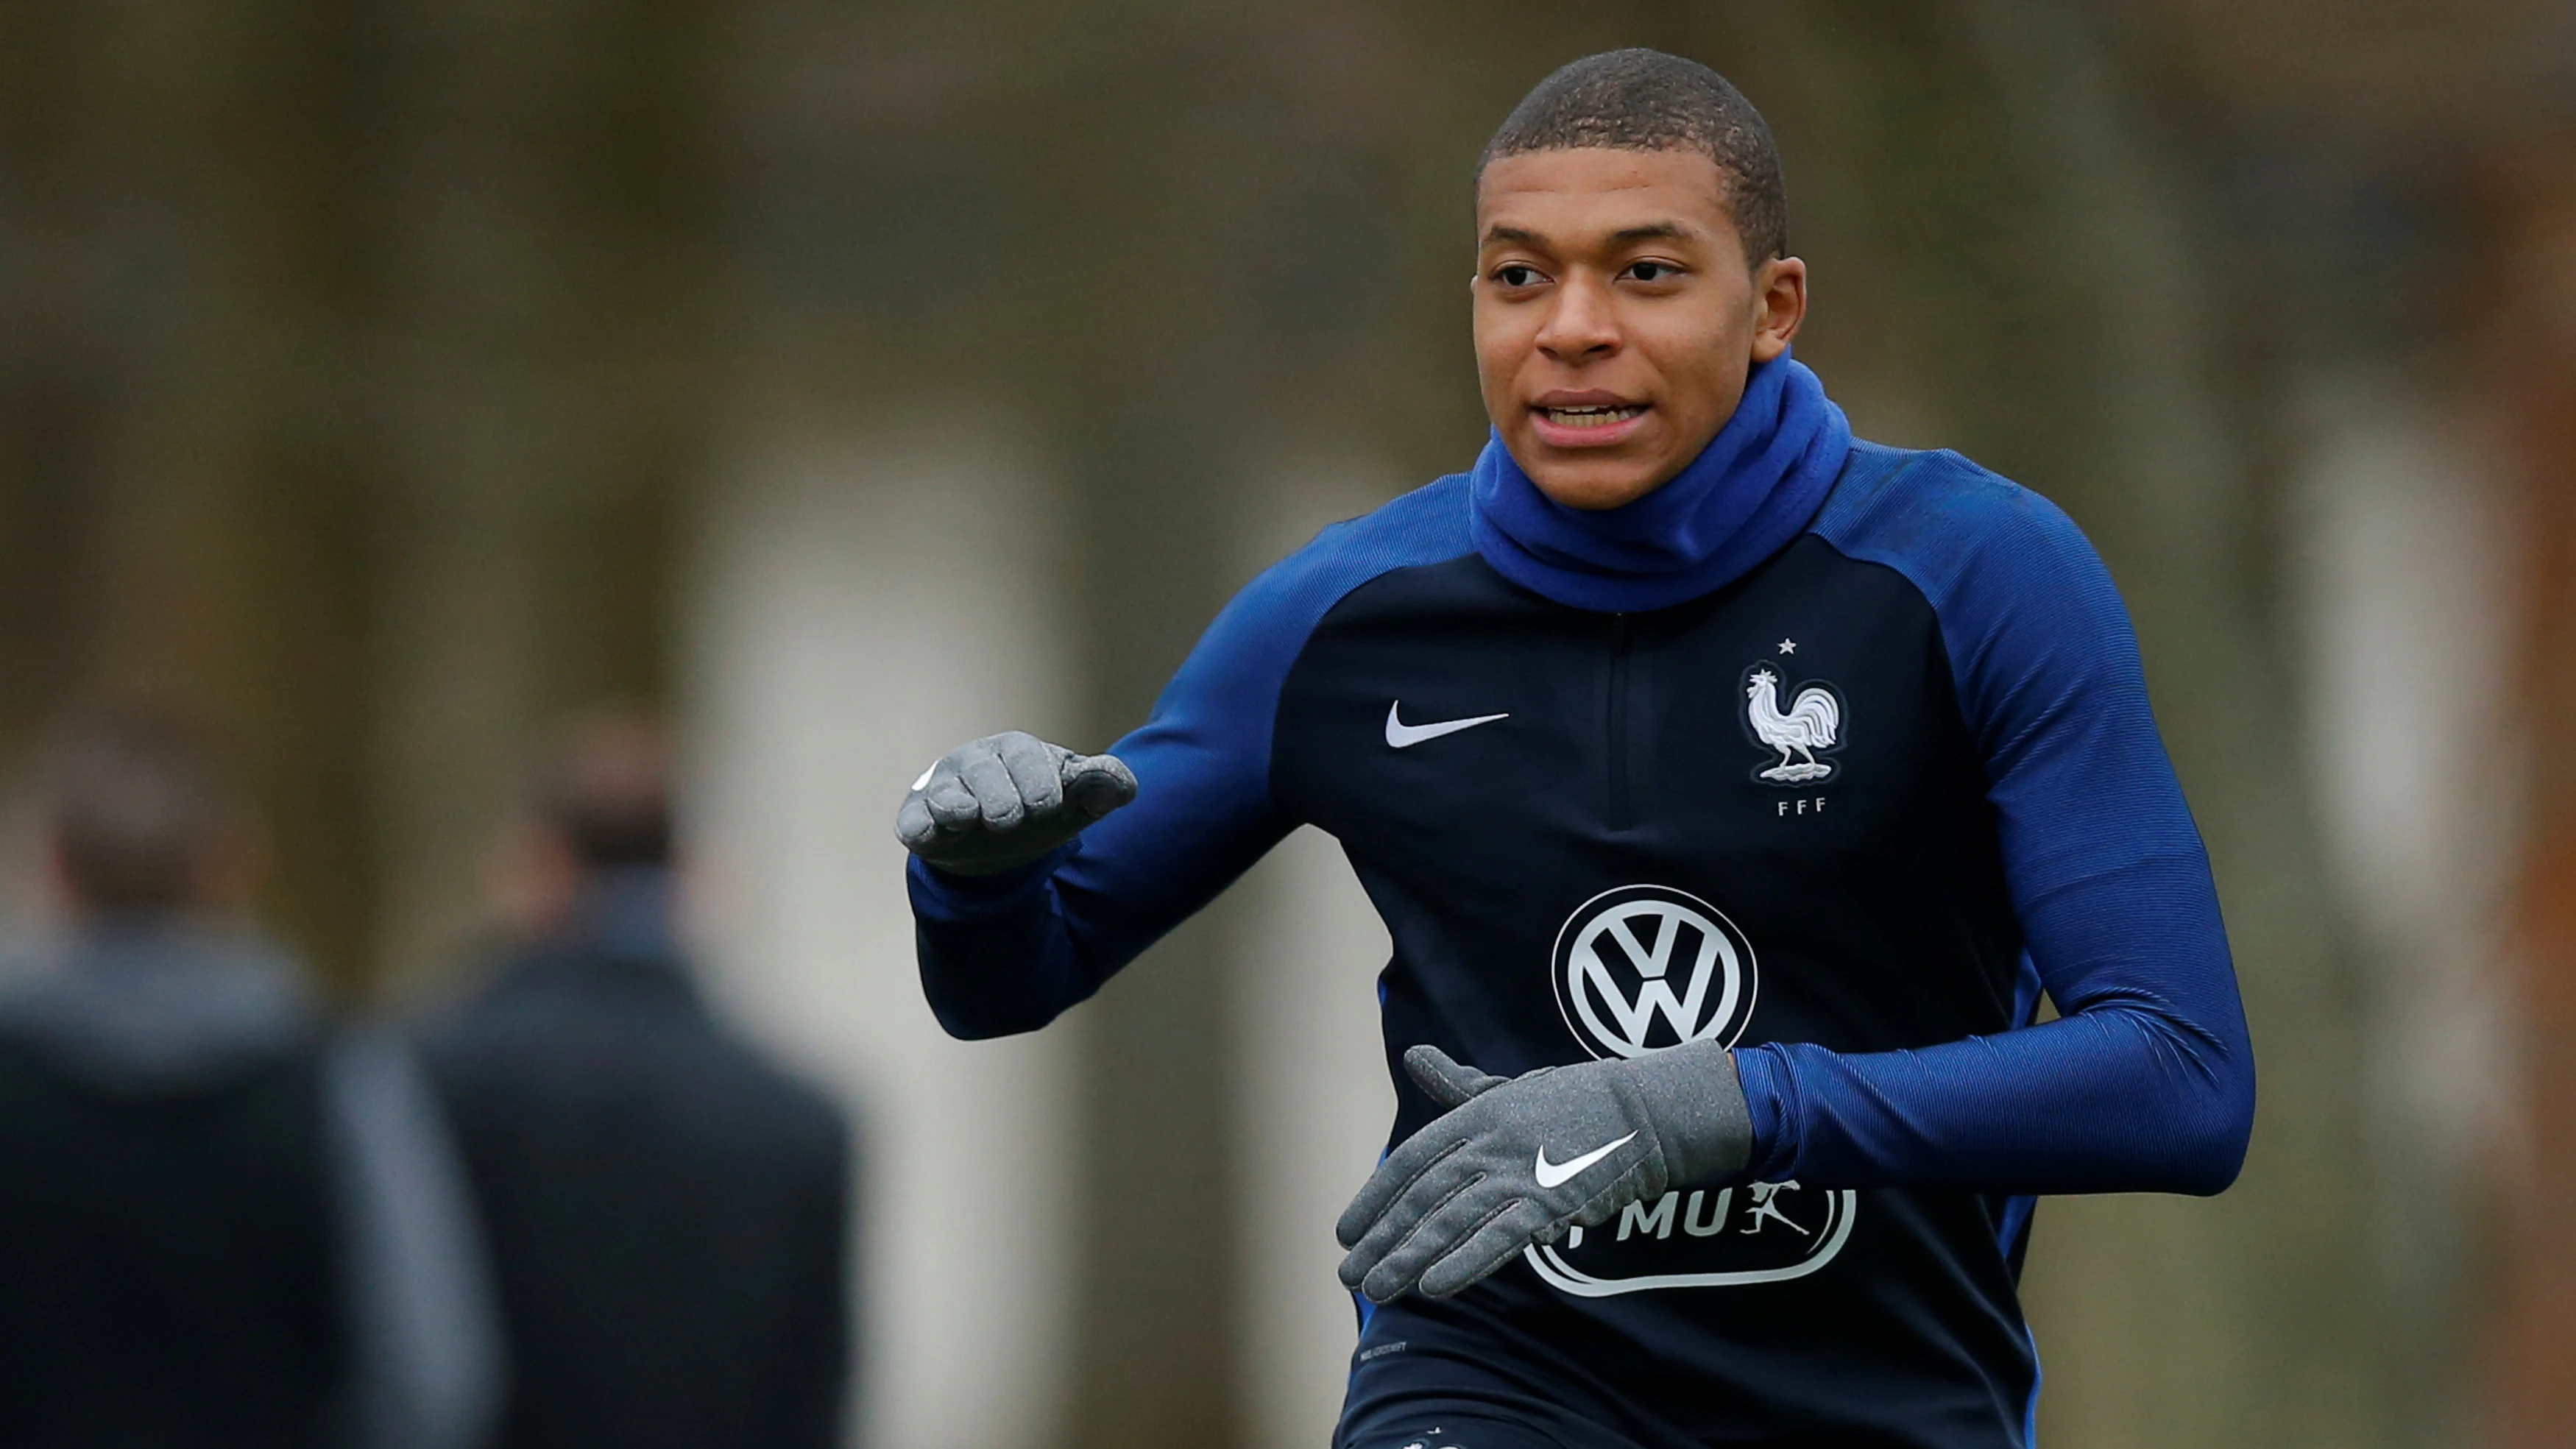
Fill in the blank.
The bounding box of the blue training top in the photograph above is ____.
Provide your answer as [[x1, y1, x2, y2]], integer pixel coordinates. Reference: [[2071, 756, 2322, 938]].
[[907, 441, 2254, 1449]]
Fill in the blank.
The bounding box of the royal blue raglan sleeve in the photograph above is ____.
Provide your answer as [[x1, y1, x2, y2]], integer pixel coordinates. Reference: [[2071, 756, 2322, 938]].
[[1731, 449, 2255, 1195], [906, 478, 1475, 1040]]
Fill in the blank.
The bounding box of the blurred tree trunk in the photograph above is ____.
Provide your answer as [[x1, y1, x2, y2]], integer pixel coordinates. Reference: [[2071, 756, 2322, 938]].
[[1006, 18, 1272, 1445], [2488, 133, 2576, 1449], [360, 0, 709, 992], [0, 0, 380, 985]]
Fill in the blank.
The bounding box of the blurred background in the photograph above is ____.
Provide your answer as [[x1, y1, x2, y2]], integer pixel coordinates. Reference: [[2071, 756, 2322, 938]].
[[2, 1, 2573, 1445]]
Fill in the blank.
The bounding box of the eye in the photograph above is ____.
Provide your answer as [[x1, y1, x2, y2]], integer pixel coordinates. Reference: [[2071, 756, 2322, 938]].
[[1623, 260, 1684, 284], [1492, 263, 1548, 289]]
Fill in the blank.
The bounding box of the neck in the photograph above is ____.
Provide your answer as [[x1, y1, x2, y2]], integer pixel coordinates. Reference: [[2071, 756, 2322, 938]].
[[570, 865, 678, 963], [1468, 349, 1852, 612]]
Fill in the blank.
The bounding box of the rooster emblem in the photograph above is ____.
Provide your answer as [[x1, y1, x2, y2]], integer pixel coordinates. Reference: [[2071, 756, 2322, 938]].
[[1744, 665, 1842, 784]]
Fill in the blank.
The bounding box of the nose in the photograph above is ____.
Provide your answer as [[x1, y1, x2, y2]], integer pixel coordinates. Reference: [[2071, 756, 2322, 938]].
[[1535, 272, 1621, 365]]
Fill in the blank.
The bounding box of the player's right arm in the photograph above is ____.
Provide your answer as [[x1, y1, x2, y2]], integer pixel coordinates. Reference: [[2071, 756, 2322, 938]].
[[896, 690, 1291, 1038], [895, 478, 1472, 1041], [894, 730, 1150, 1037]]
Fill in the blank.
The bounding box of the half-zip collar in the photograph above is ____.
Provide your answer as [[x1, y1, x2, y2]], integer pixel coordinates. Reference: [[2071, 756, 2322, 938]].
[[1468, 347, 1853, 614], [1606, 612, 1633, 829]]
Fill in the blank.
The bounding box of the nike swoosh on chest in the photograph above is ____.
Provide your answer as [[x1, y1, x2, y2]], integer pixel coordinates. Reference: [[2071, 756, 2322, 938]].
[[1384, 701, 1510, 749]]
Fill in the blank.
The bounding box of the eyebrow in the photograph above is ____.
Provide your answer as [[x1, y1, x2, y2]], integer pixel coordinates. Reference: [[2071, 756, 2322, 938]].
[[1479, 220, 1703, 249]]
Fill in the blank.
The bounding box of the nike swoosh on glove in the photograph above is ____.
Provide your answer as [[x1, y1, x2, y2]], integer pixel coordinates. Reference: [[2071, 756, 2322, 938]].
[[1335, 1041, 1753, 1303], [894, 731, 1138, 875]]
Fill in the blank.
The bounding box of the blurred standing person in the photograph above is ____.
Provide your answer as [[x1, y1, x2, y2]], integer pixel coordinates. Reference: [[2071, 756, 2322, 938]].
[[422, 717, 852, 1449], [0, 710, 499, 1449]]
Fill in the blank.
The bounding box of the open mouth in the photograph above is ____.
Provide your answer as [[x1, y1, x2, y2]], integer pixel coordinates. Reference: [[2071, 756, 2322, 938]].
[[1537, 403, 1648, 430]]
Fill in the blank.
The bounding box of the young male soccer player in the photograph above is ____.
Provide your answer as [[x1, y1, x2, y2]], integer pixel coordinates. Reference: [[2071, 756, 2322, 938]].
[[894, 49, 2254, 1449]]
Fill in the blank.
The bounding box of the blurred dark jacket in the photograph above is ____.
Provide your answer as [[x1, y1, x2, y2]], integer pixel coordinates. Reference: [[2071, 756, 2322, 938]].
[[0, 921, 500, 1449], [420, 870, 851, 1449]]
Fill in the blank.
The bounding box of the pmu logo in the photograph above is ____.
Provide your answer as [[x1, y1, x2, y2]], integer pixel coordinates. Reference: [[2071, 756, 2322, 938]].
[[1551, 885, 1758, 1060]]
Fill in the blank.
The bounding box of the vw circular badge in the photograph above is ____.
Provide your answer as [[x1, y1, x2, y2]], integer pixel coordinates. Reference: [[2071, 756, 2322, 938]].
[[1552, 884, 1759, 1060]]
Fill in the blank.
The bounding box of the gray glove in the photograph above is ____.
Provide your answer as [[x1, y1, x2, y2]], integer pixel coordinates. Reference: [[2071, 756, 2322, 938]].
[[894, 731, 1138, 875], [1335, 1041, 1752, 1303]]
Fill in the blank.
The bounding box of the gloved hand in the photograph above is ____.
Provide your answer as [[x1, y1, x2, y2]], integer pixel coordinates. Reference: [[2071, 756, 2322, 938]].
[[894, 731, 1138, 875], [1335, 1041, 1753, 1303]]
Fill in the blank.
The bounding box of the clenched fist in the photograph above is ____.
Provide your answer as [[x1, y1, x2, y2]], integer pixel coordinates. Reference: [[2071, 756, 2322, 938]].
[[894, 731, 1137, 875]]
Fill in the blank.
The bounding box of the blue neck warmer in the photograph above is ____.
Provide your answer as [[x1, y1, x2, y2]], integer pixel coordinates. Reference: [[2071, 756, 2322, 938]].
[[1468, 349, 1853, 613]]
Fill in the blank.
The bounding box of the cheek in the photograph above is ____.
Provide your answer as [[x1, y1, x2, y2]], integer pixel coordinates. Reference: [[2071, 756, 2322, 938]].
[[1471, 313, 1527, 400], [1636, 320, 1724, 388], [1638, 318, 1747, 436]]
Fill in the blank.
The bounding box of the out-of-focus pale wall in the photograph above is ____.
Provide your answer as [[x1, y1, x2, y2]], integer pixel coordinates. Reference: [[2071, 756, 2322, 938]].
[[687, 431, 1079, 1449], [2286, 378, 2523, 1439]]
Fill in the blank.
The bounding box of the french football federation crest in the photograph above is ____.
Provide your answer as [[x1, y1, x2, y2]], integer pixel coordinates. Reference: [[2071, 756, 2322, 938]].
[[1742, 662, 1844, 784]]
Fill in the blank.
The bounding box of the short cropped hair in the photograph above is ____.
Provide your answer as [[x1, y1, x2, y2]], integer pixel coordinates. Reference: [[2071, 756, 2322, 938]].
[[46, 709, 234, 913], [540, 714, 673, 871], [1480, 49, 1788, 265]]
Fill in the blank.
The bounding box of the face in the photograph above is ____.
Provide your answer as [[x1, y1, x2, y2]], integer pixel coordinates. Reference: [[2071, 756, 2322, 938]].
[[485, 818, 584, 937], [1473, 147, 1807, 510]]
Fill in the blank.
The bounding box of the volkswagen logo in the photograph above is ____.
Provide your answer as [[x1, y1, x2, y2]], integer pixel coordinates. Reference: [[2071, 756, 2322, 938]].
[[1551, 885, 1758, 1060]]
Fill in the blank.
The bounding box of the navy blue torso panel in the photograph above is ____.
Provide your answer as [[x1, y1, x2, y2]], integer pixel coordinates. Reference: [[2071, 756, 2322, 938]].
[[1278, 530, 2034, 1449], [910, 442, 2253, 1449]]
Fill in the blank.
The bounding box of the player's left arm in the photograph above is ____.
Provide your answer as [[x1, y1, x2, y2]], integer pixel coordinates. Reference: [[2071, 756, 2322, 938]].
[[1732, 475, 2254, 1195]]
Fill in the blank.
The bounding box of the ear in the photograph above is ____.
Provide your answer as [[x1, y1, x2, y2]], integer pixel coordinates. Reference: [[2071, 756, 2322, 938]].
[[486, 818, 584, 935], [1748, 255, 1808, 364]]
